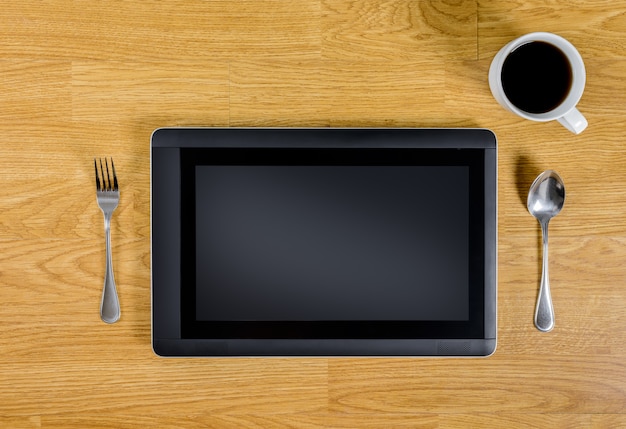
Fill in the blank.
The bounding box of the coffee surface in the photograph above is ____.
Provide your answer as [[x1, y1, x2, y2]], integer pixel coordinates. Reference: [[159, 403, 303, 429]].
[[501, 41, 572, 114]]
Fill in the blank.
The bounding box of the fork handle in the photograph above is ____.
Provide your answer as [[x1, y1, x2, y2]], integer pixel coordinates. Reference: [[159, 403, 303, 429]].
[[101, 213, 120, 323]]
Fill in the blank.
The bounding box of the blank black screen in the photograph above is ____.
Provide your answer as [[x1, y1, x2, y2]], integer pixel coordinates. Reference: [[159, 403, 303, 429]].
[[195, 165, 469, 322]]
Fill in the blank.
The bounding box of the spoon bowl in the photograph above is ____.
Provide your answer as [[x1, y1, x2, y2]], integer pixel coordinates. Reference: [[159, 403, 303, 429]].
[[527, 170, 565, 332], [528, 171, 566, 221]]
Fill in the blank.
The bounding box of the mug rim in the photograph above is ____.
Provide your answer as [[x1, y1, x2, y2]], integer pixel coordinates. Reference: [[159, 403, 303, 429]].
[[489, 32, 586, 121]]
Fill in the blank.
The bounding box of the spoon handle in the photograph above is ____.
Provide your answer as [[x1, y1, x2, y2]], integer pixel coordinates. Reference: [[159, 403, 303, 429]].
[[535, 220, 555, 332]]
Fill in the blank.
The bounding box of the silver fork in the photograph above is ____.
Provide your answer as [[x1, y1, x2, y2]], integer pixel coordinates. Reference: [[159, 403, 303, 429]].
[[95, 158, 121, 323]]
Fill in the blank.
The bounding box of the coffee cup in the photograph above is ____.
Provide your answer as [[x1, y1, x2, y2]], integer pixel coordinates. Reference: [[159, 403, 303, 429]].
[[489, 32, 587, 134]]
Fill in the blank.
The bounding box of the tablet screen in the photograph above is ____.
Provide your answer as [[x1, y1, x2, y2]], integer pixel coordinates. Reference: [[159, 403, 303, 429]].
[[194, 164, 469, 322], [178, 146, 485, 340]]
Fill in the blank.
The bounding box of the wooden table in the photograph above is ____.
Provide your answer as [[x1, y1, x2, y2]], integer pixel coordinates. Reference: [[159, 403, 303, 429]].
[[2, 1, 626, 427]]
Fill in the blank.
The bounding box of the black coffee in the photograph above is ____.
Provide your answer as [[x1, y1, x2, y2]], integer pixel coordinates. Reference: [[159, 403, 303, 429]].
[[501, 41, 572, 114]]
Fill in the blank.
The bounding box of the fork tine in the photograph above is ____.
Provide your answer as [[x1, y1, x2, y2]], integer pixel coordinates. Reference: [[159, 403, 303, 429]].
[[99, 158, 107, 191], [94, 158, 101, 191], [110, 158, 118, 191], [105, 158, 112, 191]]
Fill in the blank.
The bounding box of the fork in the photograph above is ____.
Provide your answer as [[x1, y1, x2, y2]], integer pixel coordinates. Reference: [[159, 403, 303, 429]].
[[95, 158, 121, 323]]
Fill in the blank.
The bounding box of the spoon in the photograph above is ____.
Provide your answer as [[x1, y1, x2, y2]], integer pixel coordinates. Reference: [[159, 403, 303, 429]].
[[527, 170, 565, 332]]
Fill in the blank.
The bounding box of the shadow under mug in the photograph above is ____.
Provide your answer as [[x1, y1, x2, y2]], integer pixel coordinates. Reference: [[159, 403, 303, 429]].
[[489, 32, 587, 134]]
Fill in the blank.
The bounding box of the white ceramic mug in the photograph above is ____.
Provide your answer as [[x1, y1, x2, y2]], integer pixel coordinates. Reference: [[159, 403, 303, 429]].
[[489, 32, 587, 134]]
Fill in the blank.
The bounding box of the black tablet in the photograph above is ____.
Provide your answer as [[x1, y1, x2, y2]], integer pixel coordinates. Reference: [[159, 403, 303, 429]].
[[151, 128, 497, 356]]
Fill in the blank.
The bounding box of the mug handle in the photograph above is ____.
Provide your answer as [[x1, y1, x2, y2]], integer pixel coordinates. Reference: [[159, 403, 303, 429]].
[[557, 107, 587, 134]]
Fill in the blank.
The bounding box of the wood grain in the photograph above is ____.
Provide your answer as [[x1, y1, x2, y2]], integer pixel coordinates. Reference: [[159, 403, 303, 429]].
[[229, 59, 448, 127], [0, 1, 321, 61], [322, 0, 477, 61], [2, 0, 626, 427]]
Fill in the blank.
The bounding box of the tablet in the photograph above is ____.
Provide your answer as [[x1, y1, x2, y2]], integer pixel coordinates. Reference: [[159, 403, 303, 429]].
[[151, 128, 497, 356]]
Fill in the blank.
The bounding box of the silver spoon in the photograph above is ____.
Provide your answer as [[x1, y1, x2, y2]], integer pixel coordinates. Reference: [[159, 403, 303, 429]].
[[527, 170, 565, 332]]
